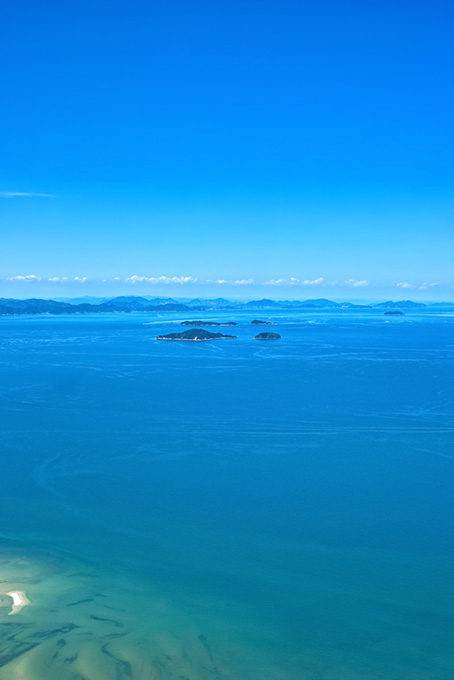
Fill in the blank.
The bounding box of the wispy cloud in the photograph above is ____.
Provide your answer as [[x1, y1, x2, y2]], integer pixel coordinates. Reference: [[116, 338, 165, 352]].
[[302, 277, 324, 285], [6, 274, 41, 281], [3, 275, 445, 293], [0, 191, 55, 198], [126, 275, 198, 284], [263, 279, 287, 286], [344, 279, 369, 287], [263, 277, 323, 286], [205, 278, 255, 285], [126, 276, 255, 286], [264, 277, 299, 286]]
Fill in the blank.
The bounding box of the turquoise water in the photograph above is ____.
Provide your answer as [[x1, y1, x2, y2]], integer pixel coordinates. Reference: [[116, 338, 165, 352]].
[[0, 310, 453, 679]]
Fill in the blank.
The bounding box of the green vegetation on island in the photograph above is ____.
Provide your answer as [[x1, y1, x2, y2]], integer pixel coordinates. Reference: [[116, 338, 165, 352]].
[[180, 320, 239, 326], [254, 332, 281, 340], [156, 328, 237, 341], [251, 319, 277, 325]]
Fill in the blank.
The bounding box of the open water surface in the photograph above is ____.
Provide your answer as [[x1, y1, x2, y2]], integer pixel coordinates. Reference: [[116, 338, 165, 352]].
[[0, 309, 453, 679]]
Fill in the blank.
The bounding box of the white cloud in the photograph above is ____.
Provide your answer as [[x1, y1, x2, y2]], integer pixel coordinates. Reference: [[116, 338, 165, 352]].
[[126, 276, 149, 283], [396, 282, 414, 289], [263, 277, 323, 286], [126, 275, 198, 284], [74, 276, 87, 282], [418, 282, 438, 290], [263, 279, 286, 286], [204, 278, 254, 285], [302, 277, 324, 285], [264, 277, 300, 285], [0, 191, 55, 198], [344, 279, 369, 287], [204, 279, 230, 285], [6, 274, 41, 281], [48, 276, 68, 282]]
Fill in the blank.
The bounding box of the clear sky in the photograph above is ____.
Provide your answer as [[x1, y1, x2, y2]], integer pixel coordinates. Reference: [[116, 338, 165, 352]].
[[1, 0, 453, 300]]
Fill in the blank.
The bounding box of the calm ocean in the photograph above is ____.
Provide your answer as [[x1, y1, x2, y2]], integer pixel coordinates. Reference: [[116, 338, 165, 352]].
[[0, 309, 453, 679]]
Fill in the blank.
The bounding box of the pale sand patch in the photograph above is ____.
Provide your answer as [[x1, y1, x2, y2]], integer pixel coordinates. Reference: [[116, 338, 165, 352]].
[[7, 590, 30, 615]]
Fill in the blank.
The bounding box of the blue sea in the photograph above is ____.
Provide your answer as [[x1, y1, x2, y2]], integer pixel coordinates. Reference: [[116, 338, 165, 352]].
[[0, 309, 453, 679]]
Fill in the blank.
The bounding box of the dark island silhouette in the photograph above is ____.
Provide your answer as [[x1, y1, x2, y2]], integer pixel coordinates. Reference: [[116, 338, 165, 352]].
[[254, 332, 281, 340], [156, 328, 237, 341], [251, 319, 277, 325], [180, 320, 238, 326]]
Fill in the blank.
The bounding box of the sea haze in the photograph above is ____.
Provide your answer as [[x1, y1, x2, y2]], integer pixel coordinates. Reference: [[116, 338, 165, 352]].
[[0, 308, 453, 679]]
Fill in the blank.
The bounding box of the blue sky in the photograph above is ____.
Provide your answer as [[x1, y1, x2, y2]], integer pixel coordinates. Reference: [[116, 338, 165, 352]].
[[1, 0, 453, 299]]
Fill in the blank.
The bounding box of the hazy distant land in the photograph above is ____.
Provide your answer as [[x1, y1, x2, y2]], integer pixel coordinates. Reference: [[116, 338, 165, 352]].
[[0, 295, 448, 316]]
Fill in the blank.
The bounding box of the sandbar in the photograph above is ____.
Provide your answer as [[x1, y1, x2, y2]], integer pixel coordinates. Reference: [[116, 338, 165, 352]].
[[7, 590, 30, 615]]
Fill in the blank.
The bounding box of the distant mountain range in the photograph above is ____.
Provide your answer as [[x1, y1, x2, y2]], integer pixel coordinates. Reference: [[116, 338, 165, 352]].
[[1, 296, 451, 316]]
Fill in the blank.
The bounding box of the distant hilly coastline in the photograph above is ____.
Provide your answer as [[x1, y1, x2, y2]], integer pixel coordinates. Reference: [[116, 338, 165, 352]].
[[0, 296, 451, 316]]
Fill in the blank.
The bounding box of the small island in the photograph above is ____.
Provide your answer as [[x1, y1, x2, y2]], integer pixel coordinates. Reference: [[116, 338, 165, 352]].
[[156, 328, 237, 341], [180, 320, 238, 326], [254, 332, 281, 340], [251, 319, 277, 325], [384, 311, 404, 316]]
